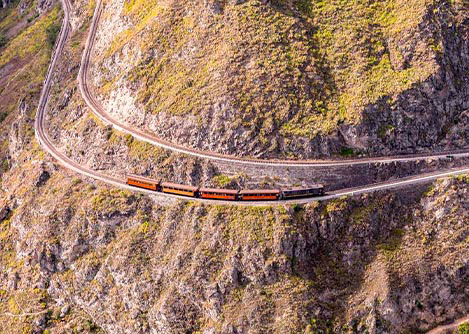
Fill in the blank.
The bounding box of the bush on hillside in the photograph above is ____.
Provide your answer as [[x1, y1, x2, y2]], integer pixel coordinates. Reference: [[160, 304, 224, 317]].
[[458, 323, 469, 334], [46, 23, 60, 48]]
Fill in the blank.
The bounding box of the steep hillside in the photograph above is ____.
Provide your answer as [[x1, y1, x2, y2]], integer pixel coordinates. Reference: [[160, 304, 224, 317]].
[[0, 0, 104, 332], [0, 0, 468, 333], [91, 0, 469, 159]]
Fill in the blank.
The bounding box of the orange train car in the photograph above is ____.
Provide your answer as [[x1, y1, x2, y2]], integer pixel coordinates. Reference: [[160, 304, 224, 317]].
[[127, 174, 159, 191], [161, 182, 199, 197], [239, 189, 281, 201], [126, 174, 326, 201], [199, 188, 239, 201]]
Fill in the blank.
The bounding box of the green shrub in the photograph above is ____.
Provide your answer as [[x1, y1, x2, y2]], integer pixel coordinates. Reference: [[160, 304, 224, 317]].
[[212, 174, 232, 187], [292, 203, 303, 213], [27, 12, 39, 23], [46, 22, 60, 48], [340, 147, 355, 157], [0, 111, 7, 123], [458, 323, 469, 334], [2, 159, 9, 173]]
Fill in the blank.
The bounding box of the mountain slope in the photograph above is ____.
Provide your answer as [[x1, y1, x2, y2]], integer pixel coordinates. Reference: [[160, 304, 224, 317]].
[[0, 0, 468, 333], [91, 0, 469, 158]]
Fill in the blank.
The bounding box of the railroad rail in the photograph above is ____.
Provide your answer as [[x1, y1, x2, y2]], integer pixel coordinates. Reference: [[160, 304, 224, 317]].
[[31, 0, 469, 332], [35, 0, 469, 205], [426, 316, 469, 334]]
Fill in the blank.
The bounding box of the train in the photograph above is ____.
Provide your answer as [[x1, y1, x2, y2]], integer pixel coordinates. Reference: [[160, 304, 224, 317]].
[[126, 174, 325, 201]]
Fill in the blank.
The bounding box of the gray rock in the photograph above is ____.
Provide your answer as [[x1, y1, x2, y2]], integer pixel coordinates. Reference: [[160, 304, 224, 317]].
[[60, 304, 70, 318], [0, 206, 10, 221]]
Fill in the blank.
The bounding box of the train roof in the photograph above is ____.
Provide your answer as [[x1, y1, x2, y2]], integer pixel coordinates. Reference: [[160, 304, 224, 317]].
[[127, 174, 160, 183], [161, 182, 199, 192], [239, 189, 281, 195], [200, 188, 239, 194]]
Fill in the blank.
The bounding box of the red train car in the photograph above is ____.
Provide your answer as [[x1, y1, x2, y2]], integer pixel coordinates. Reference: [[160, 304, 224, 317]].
[[199, 188, 239, 201], [127, 174, 159, 191], [161, 182, 199, 197], [239, 189, 281, 201]]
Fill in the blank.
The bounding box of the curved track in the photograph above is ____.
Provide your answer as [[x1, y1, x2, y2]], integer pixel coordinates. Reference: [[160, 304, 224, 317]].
[[32, 0, 469, 332], [35, 0, 469, 206], [78, 0, 469, 167]]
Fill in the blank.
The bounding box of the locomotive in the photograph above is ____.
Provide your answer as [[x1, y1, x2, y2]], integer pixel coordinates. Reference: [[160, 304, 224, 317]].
[[126, 174, 325, 201]]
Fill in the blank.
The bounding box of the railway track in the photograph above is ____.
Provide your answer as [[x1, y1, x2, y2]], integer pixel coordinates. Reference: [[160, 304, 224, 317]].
[[30, 0, 469, 332], [35, 0, 469, 205]]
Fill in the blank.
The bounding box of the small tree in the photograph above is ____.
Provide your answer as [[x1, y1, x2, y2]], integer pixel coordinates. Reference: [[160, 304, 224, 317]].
[[458, 323, 469, 334]]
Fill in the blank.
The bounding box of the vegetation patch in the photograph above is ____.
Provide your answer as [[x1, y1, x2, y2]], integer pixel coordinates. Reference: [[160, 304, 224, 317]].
[[458, 323, 469, 334], [0, 32, 7, 48], [378, 228, 405, 253]]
